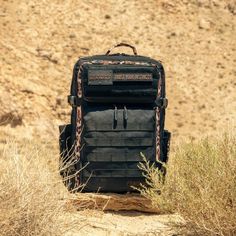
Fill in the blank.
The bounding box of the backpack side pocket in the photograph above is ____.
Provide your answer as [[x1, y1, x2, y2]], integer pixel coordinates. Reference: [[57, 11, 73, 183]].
[[59, 124, 72, 175], [59, 124, 78, 191], [162, 130, 171, 163]]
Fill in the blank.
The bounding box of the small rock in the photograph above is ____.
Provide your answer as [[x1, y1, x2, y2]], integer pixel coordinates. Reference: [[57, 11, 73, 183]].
[[198, 18, 211, 30], [104, 14, 111, 19], [228, 3, 236, 15], [69, 33, 76, 39], [51, 52, 61, 64], [56, 98, 63, 106], [69, 193, 160, 213], [0, 111, 23, 127]]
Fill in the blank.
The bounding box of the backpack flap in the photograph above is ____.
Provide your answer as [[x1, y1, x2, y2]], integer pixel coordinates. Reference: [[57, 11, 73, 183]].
[[82, 64, 158, 103]]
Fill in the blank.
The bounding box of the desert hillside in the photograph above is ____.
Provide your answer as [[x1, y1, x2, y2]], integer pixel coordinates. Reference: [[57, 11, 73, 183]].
[[1, 1, 236, 236], [1, 0, 235, 143]]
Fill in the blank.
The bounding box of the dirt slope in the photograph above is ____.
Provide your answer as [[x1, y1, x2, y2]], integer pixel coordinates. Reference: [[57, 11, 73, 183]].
[[0, 0, 236, 235], [1, 0, 235, 142]]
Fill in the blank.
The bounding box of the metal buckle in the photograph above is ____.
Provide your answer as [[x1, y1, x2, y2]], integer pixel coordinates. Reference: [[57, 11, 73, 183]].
[[155, 97, 168, 109], [68, 95, 76, 107], [162, 98, 168, 109]]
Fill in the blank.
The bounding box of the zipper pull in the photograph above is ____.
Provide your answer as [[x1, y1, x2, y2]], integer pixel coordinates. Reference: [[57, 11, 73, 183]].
[[114, 106, 118, 121], [113, 105, 118, 129], [123, 106, 128, 128]]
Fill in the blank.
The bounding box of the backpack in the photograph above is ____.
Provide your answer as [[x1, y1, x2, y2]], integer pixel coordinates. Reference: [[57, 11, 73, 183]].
[[59, 43, 171, 192]]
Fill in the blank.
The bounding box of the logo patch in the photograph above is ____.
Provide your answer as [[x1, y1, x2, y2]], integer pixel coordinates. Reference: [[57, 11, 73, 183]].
[[88, 70, 113, 85], [114, 73, 153, 81]]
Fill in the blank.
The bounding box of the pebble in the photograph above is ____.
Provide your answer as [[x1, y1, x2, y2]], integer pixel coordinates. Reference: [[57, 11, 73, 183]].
[[198, 18, 211, 29]]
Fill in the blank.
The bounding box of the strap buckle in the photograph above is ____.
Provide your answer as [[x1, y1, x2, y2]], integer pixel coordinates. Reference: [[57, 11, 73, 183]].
[[155, 97, 168, 109], [68, 95, 82, 107]]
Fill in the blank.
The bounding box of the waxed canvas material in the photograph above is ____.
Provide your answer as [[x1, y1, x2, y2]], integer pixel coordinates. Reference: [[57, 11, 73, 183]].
[[59, 52, 170, 192]]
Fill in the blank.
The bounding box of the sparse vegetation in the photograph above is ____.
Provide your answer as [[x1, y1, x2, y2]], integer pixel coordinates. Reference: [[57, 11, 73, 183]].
[[0, 0, 235, 234], [138, 132, 236, 235], [1, 134, 235, 235], [0, 140, 75, 236]]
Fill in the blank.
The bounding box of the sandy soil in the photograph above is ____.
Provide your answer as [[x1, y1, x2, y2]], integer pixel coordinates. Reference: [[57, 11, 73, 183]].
[[65, 210, 184, 236], [0, 0, 235, 235]]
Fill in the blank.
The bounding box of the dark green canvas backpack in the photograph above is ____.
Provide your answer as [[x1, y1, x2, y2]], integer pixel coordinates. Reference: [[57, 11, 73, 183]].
[[59, 43, 171, 192]]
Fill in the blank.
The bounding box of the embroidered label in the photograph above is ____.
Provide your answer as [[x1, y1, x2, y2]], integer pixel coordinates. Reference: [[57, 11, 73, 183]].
[[114, 73, 152, 81]]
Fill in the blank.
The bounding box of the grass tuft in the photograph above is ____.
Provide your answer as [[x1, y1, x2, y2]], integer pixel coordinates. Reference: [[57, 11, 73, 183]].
[[138, 133, 236, 235], [0, 140, 76, 236]]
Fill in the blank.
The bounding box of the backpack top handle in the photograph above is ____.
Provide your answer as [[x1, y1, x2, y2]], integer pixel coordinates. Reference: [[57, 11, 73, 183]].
[[105, 43, 138, 55]]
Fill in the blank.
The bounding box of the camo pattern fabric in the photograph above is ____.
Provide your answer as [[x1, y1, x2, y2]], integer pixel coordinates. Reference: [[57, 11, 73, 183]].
[[76, 73, 82, 156], [91, 60, 156, 66], [156, 71, 162, 161]]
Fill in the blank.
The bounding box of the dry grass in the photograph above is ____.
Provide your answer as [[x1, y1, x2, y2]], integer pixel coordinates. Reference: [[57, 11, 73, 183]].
[[138, 132, 236, 235], [1, 132, 235, 235], [0, 140, 76, 236]]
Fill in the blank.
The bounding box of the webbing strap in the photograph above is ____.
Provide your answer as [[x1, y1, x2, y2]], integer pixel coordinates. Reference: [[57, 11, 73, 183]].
[[84, 152, 146, 162], [83, 169, 143, 178], [84, 123, 154, 131], [68, 95, 168, 108], [84, 137, 153, 147]]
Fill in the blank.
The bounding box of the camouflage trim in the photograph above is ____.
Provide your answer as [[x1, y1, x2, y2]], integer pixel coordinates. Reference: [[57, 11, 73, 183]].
[[76, 66, 83, 158], [75, 61, 92, 156], [75, 62, 91, 160], [91, 60, 156, 66], [156, 71, 162, 161]]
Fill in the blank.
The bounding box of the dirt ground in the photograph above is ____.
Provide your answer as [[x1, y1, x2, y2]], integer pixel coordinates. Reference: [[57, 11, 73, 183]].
[[65, 210, 184, 236], [0, 0, 235, 235]]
